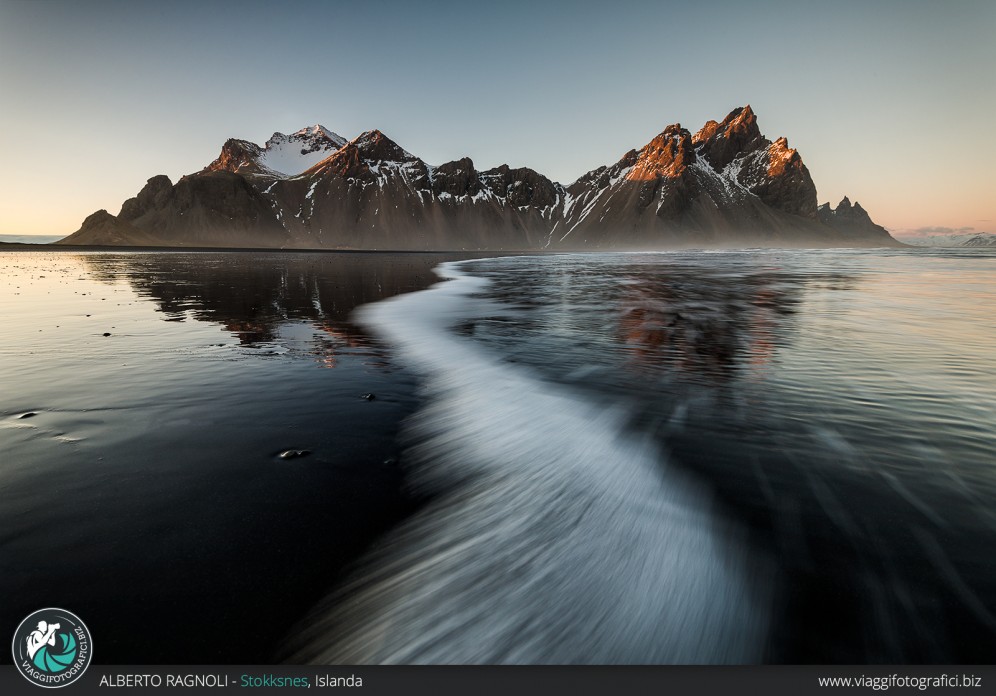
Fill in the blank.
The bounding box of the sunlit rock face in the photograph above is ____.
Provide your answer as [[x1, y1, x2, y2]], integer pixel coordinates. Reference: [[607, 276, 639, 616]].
[[694, 105, 766, 170], [556, 105, 831, 248], [58, 108, 901, 250], [625, 125, 697, 182], [738, 136, 819, 219]]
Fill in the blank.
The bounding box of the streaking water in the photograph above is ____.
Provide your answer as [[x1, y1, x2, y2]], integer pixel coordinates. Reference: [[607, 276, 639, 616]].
[[286, 261, 771, 664], [5, 248, 991, 663], [289, 248, 996, 664]]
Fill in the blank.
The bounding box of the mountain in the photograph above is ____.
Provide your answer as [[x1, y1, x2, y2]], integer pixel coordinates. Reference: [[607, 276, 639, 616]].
[[203, 125, 347, 178], [898, 232, 995, 247], [58, 107, 900, 250], [961, 233, 996, 248], [816, 196, 894, 243], [256, 130, 560, 250]]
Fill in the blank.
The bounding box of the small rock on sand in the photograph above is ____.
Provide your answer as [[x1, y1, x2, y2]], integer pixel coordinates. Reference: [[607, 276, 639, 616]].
[[278, 449, 311, 460]]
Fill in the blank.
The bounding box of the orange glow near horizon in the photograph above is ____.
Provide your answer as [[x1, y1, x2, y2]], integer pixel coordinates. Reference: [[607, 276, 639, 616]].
[[1, 1, 993, 240], [1, 151, 992, 241]]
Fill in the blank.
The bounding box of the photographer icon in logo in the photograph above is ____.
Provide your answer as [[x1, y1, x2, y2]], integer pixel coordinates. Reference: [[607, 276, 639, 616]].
[[12, 609, 92, 688]]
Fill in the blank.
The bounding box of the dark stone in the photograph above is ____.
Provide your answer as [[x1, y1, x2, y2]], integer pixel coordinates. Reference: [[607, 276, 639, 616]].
[[278, 449, 311, 460]]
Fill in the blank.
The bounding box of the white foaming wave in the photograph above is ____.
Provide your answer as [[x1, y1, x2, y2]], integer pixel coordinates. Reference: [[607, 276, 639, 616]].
[[286, 260, 770, 664]]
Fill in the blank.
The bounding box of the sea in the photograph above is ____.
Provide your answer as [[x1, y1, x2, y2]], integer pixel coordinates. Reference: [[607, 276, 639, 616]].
[[0, 235, 64, 244], [1, 247, 994, 664]]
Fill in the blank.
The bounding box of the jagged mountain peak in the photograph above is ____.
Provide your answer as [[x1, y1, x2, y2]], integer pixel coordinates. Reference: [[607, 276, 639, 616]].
[[719, 105, 758, 139], [817, 196, 877, 230], [479, 164, 560, 208], [266, 124, 346, 149], [203, 139, 263, 175], [692, 120, 720, 145], [627, 124, 696, 181], [766, 136, 804, 177], [655, 123, 690, 141], [291, 124, 344, 143], [63, 105, 900, 251], [838, 197, 869, 217], [727, 103, 756, 124], [695, 104, 767, 170], [349, 129, 416, 162], [203, 124, 347, 177], [437, 156, 475, 172], [301, 129, 422, 180], [693, 106, 757, 142]]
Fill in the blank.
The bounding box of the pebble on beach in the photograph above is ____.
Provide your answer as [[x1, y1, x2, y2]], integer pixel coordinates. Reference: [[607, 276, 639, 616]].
[[278, 449, 311, 460]]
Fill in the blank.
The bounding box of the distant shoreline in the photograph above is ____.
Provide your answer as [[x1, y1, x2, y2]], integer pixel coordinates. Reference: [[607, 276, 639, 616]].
[[0, 242, 912, 253], [0, 242, 533, 255]]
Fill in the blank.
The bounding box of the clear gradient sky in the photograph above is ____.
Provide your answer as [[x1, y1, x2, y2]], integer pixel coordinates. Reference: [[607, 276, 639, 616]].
[[1, 0, 993, 238]]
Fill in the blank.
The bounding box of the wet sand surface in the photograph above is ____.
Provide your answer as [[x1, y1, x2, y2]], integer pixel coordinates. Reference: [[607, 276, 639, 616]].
[[0, 250, 484, 663]]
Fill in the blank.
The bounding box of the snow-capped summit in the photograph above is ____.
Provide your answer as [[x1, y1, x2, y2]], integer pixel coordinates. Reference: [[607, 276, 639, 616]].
[[292, 124, 344, 142], [260, 125, 347, 176], [203, 124, 347, 178]]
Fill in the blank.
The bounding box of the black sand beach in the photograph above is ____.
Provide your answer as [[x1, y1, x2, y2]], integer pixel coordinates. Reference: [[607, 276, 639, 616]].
[[0, 250, 488, 663], [3, 247, 996, 665]]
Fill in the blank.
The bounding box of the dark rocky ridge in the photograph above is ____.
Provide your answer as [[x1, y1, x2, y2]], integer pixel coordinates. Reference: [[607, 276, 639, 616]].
[[62, 210, 160, 246], [58, 107, 901, 250], [817, 197, 894, 241], [203, 139, 267, 177], [82, 171, 291, 248]]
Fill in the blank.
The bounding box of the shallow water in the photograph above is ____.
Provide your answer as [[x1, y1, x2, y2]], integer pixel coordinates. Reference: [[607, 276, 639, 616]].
[[291, 248, 996, 664], [0, 250, 472, 663], [3, 247, 995, 664], [0, 235, 63, 244]]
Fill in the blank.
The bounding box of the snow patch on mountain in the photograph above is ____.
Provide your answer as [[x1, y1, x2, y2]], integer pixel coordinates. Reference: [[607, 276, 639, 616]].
[[258, 125, 347, 176], [899, 232, 993, 247], [962, 233, 996, 247]]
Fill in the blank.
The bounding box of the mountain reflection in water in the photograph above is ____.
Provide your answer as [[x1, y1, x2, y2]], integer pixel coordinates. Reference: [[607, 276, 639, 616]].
[[80, 251, 481, 366], [0, 250, 484, 664], [288, 250, 996, 664], [3, 248, 994, 664]]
